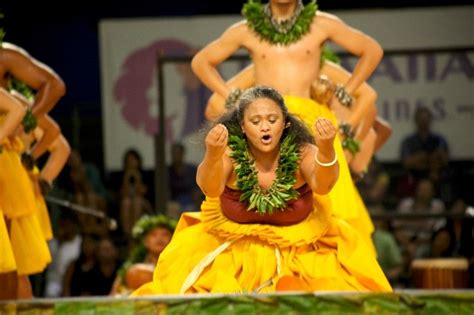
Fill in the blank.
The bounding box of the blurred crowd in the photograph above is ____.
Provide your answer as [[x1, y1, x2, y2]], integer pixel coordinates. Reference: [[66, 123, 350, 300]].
[[31, 106, 473, 297]]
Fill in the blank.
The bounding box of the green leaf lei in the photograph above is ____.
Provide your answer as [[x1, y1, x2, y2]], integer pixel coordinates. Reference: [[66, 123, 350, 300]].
[[320, 46, 341, 67], [339, 123, 360, 155], [7, 77, 37, 133], [242, 0, 317, 46], [228, 131, 300, 215]]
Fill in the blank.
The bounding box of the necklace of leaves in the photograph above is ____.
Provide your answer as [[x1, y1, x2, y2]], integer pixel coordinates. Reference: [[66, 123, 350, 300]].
[[242, 0, 318, 46], [7, 77, 37, 133], [228, 131, 300, 215]]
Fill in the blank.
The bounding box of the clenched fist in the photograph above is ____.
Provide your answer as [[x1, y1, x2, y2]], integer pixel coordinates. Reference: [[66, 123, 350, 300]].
[[205, 124, 228, 158], [313, 118, 336, 153]]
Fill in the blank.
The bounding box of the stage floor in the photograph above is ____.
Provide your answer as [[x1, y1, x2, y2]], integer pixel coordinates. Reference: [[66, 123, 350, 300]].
[[1, 290, 473, 314]]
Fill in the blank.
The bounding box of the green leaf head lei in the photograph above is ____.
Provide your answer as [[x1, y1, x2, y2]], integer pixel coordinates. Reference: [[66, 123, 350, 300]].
[[118, 214, 176, 283]]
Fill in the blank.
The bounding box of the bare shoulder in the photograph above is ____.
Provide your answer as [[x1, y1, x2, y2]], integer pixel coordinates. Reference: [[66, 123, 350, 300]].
[[223, 19, 252, 37], [315, 11, 343, 23], [0, 42, 31, 59], [314, 11, 345, 28]]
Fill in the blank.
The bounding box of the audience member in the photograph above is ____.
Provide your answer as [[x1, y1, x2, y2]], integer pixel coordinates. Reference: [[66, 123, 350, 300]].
[[398, 106, 449, 198], [118, 149, 153, 237], [88, 238, 121, 295], [359, 160, 403, 286], [111, 215, 175, 295], [357, 158, 391, 210], [67, 150, 109, 237], [45, 213, 82, 297], [372, 212, 403, 287], [62, 234, 98, 296], [393, 179, 446, 264], [167, 143, 199, 210]]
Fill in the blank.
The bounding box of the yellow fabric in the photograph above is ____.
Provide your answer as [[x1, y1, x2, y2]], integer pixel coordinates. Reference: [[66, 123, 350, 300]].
[[0, 208, 16, 273], [0, 138, 52, 275], [30, 166, 53, 240], [283, 95, 375, 254], [9, 213, 52, 275], [132, 195, 391, 295], [35, 195, 53, 241], [0, 137, 33, 218]]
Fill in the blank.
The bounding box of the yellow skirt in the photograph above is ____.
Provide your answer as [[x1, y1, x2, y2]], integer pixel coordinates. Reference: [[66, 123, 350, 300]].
[[0, 137, 52, 275], [0, 207, 16, 273], [132, 194, 391, 295], [30, 167, 53, 241], [284, 95, 375, 253]]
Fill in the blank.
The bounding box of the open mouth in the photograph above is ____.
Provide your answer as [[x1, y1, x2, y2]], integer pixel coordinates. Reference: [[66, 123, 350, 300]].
[[261, 134, 272, 144]]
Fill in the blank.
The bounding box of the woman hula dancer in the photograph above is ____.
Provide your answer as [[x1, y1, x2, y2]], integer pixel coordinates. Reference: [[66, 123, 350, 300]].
[[133, 86, 391, 294]]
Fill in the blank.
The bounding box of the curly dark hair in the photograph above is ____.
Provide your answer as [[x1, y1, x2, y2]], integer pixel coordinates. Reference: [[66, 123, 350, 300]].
[[216, 86, 314, 149]]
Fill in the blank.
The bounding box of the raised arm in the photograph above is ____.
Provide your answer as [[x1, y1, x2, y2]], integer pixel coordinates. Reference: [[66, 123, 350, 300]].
[[299, 118, 339, 195], [191, 22, 248, 99], [0, 88, 26, 142], [196, 124, 233, 197], [318, 12, 383, 95], [206, 64, 256, 121], [319, 61, 377, 141], [1, 43, 66, 117]]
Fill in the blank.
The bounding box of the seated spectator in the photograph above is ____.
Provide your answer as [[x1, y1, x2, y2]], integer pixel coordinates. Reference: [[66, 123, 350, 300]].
[[357, 158, 391, 210], [111, 215, 175, 295], [45, 213, 82, 297], [167, 143, 199, 210], [118, 149, 153, 237], [88, 238, 121, 295], [62, 234, 99, 296], [68, 149, 108, 199], [398, 106, 449, 198], [360, 161, 403, 286], [372, 213, 403, 287], [67, 150, 109, 237], [393, 179, 446, 260], [430, 226, 457, 258]]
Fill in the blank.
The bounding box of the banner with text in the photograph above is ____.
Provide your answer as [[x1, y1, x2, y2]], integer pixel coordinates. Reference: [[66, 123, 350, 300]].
[[99, 6, 473, 170]]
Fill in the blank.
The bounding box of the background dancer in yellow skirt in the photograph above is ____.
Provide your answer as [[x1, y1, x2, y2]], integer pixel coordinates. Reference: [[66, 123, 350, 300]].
[[0, 89, 51, 299], [133, 86, 391, 295], [191, 0, 383, 253], [11, 90, 71, 242], [0, 36, 66, 299], [0, 88, 26, 277]]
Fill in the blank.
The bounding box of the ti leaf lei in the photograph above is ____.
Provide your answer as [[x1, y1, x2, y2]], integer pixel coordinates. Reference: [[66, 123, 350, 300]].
[[7, 77, 37, 133], [1, 17, 36, 135], [228, 131, 300, 215], [242, 0, 317, 46]]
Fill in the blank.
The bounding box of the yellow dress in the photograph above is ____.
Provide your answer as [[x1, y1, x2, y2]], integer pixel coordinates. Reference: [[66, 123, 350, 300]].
[[284, 95, 375, 254], [30, 166, 53, 241], [132, 191, 391, 295], [0, 206, 16, 273], [0, 135, 51, 275]]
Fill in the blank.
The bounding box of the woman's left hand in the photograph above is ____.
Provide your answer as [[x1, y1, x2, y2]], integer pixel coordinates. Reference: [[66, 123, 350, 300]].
[[313, 118, 337, 153]]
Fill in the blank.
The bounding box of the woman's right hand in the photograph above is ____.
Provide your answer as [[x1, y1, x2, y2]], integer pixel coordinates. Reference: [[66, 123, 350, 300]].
[[205, 124, 228, 159]]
